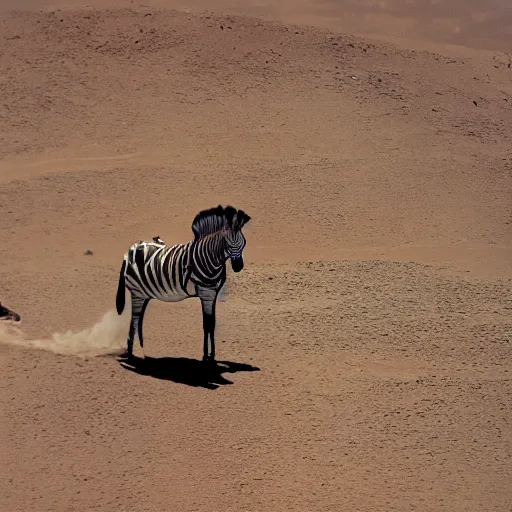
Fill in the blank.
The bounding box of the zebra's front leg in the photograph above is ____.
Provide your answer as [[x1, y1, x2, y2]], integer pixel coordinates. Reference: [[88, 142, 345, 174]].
[[199, 287, 218, 362]]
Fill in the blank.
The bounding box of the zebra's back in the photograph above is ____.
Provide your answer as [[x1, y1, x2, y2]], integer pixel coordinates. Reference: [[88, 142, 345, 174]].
[[123, 239, 194, 302]]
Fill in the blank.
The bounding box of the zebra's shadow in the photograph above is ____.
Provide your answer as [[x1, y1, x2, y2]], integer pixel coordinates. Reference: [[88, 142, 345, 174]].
[[118, 355, 260, 390]]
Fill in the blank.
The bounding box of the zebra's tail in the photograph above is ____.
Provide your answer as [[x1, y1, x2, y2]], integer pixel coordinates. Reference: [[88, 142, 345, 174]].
[[116, 259, 127, 315]]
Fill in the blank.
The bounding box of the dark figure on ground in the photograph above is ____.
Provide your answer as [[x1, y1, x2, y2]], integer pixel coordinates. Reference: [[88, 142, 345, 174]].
[[0, 303, 21, 322]]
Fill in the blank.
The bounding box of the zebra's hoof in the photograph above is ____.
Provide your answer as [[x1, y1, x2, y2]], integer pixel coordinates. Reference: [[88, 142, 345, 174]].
[[120, 350, 134, 362]]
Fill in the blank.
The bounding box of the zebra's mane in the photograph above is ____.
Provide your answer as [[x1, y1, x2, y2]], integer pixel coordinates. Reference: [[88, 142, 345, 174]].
[[191, 205, 250, 239]]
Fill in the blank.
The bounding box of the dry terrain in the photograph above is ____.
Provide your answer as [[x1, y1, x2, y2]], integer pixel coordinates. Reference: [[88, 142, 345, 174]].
[[0, 1, 511, 511]]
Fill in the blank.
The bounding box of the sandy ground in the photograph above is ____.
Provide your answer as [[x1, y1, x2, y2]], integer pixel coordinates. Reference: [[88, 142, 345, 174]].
[[0, 1, 511, 511]]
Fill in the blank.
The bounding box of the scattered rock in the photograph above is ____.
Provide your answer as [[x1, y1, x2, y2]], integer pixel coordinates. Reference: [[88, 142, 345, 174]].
[[220, 25, 224, 30], [84, 250, 93, 256], [473, 100, 478, 106]]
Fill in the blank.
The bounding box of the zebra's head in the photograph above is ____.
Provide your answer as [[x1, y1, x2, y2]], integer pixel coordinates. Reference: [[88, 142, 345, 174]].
[[0, 302, 21, 323], [223, 206, 251, 272], [192, 205, 251, 272]]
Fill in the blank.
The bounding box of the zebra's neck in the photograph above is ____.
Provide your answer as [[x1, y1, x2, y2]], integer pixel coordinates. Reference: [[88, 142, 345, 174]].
[[189, 232, 227, 284]]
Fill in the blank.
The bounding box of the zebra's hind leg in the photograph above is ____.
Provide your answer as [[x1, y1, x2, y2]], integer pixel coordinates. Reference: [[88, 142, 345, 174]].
[[137, 299, 150, 357], [126, 317, 136, 360], [126, 295, 148, 360]]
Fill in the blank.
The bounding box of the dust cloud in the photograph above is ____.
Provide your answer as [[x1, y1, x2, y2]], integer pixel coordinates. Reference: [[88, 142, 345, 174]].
[[0, 309, 130, 358]]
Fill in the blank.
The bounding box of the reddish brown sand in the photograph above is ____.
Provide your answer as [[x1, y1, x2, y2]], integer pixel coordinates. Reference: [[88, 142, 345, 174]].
[[1, 1, 511, 511]]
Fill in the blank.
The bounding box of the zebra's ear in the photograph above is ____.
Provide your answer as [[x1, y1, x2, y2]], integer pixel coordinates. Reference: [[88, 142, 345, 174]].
[[223, 205, 237, 229], [235, 210, 251, 230]]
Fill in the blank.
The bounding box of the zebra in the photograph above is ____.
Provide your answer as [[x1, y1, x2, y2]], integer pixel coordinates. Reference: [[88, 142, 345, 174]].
[[0, 302, 21, 322], [115, 205, 251, 362]]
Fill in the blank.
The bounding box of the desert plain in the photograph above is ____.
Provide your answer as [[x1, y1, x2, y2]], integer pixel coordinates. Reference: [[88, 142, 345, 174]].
[[0, 1, 511, 511]]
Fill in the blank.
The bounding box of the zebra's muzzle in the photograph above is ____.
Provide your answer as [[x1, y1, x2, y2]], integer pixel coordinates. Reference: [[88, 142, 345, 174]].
[[230, 256, 244, 273]]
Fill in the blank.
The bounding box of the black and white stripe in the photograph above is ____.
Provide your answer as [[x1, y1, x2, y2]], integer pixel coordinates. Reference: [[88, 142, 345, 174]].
[[116, 205, 251, 361]]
